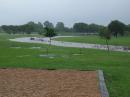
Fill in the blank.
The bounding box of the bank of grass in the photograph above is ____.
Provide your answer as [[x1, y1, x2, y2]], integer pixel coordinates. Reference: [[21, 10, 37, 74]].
[[0, 34, 130, 97], [55, 35, 130, 47]]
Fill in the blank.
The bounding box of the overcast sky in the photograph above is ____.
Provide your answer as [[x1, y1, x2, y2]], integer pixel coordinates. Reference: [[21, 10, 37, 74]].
[[0, 0, 130, 27]]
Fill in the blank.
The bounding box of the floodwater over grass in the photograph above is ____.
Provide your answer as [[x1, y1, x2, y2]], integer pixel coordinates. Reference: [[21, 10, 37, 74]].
[[0, 34, 130, 97], [54, 35, 130, 47]]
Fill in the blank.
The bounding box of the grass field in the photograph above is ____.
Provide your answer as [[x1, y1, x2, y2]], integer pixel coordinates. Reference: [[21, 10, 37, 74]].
[[0, 34, 130, 97], [55, 35, 130, 47]]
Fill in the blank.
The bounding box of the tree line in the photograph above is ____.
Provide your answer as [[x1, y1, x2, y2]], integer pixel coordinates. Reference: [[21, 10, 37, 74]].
[[0, 22, 43, 34], [0, 20, 130, 36]]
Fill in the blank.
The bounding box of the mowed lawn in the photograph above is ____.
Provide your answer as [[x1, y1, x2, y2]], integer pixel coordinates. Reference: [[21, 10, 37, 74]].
[[0, 34, 130, 97], [55, 35, 130, 47]]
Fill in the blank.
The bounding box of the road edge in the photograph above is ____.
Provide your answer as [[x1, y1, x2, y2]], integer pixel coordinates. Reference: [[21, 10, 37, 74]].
[[98, 70, 109, 97]]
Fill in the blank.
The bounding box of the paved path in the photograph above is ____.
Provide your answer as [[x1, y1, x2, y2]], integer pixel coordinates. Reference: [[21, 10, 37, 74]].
[[10, 36, 130, 52]]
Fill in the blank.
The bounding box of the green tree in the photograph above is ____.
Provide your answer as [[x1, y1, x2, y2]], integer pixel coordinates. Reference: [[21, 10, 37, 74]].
[[125, 24, 130, 35], [22, 24, 34, 34], [27, 21, 44, 33], [73, 23, 88, 32], [44, 27, 57, 55], [35, 22, 44, 34], [88, 24, 104, 33], [44, 21, 54, 29], [108, 20, 126, 37], [44, 27, 57, 45], [99, 27, 111, 52], [55, 22, 65, 32]]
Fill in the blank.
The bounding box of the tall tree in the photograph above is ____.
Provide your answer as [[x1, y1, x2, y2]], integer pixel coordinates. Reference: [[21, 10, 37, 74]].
[[73, 23, 88, 32], [99, 27, 111, 52], [44, 27, 57, 45], [108, 20, 126, 37], [88, 24, 104, 33], [22, 24, 34, 34], [35, 22, 44, 34], [126, 25, 130, 31], [44, 21, 54, 29], [55, 22, 65, 32], [27, 21, 44, 33]]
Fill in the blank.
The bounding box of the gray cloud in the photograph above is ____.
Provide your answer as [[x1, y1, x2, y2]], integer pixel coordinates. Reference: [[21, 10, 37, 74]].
[[0, 0, 130, 27]]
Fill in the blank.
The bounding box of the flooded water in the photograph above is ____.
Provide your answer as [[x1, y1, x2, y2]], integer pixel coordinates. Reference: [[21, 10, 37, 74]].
[[10, 37, 130, 53]]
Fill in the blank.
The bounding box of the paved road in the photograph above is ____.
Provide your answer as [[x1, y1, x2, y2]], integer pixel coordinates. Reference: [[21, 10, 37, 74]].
[[10, 36, 130, 52]]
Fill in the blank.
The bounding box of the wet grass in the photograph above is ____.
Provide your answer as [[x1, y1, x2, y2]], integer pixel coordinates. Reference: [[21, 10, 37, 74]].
[[0, 34, 130, 97], [55, 35, 130, 47]]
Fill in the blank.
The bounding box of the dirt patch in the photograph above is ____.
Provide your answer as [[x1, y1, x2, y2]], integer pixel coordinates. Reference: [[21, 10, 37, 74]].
[[0, 69, 101, 97]]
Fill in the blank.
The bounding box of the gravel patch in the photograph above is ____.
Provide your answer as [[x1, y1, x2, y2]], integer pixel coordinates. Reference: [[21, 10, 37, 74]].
[[0, 69, 101, 97]]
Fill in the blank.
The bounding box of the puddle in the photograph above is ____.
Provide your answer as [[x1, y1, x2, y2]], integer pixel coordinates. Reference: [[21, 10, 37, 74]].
[[39, 54, 64, 59], [72, 54, 83, 56], [10, 37, 130, 53], [29, 47, 42, 49], [17, 55, 30, 58], [39, 54, 56, 59], [11, 47, 21, 49], [62, 55, 68, 58]]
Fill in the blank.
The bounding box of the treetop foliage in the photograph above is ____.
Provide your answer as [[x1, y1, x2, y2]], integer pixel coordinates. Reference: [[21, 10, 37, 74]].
[[99, 27, 111, 40], [73, 23, 104, 33], [1, 21, 43, 34], [108, 20, 126, 37], [0, 20, 130, 36], [44, 27, 57, 37]]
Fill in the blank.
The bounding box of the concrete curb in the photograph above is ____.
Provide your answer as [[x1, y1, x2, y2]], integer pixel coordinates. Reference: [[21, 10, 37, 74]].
[[98, 70, 109, 97]]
